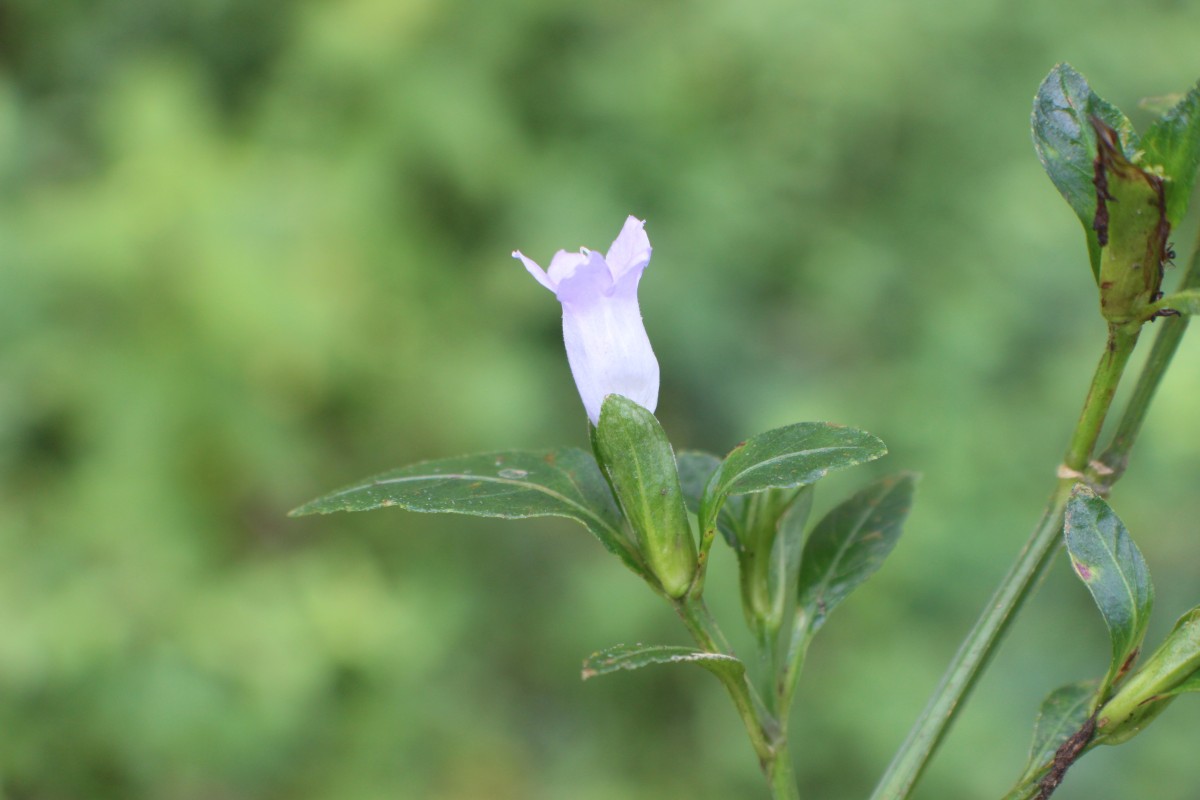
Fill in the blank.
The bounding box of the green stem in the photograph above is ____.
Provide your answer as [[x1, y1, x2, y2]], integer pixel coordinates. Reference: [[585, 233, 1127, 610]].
[[675, 595, 734, 655], [1092, 244, 1200, 486], [1062, 324, 1141, 472], [869, 322, 1142, 800], [688, 523, 718, 601], [768, 751, 802, 800], [675, 597, 798, 799], [777, 608, 815, 731], [674, 598, 771, 752]]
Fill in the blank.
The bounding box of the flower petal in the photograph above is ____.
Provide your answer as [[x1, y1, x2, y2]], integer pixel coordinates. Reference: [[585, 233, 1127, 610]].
[[545, 249, 593, 286], [515, 216, 661, 424], [554, 250, 614, 307], [605, 216, 652, 282], [513, 250, 557, 292], [561, 285, 659, 424]]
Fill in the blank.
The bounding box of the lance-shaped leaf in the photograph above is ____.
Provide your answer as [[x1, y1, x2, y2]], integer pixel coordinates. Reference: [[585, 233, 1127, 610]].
[[699, 422, 886, 535], [796, 473, 916, 634], [1031, 63, 1138, 279], [290, 448, 644, 576], [1009, 681, 1098, 795], [1142, 82, 1200, 226], [581, 643, 744, 682], [1064, 486, 1154, 693]]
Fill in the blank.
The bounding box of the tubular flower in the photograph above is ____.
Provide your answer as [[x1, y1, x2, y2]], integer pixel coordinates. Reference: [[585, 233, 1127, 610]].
[[514, 216, 660, 424]]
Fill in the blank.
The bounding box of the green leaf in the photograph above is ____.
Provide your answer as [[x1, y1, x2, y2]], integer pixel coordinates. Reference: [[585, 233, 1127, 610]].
[[796, 473, 916, 633], [1064, 485, 1154, 692], [290, 448, 644, 576], [594, 395, 696, 597], [677, 451, 721, 515], [1093, 607, 1200, 744], [1142, 82, 1200, 226], [677, 450, 746, 550], [699, 422, 886, 535], [581, 643, 744, 682], [1011, 681, 1098, 793], [1124, 606, 1200, 701], [1139, 606, 1200, 700], [1031, 63, 1138, 279]]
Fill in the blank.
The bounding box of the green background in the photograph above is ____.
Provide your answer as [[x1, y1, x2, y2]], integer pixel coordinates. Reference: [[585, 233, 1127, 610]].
[[4, 1, 1200, 798]]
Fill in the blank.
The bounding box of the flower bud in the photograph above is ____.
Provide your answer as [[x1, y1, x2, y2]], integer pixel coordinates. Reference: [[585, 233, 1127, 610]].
[[737, 488, 809, 634], [514, 216, 659, 424], [593, 394, 697, 597]]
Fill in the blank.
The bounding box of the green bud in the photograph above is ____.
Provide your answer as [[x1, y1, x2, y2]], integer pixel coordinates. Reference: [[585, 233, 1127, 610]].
[[593, 395, 697, 597], [737, 487, 811, 634], [1090, 117, 1171, 325], [1096, 606, 1200, 745]]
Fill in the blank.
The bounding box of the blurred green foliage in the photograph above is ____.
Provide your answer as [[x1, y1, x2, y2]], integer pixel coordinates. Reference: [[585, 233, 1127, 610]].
[[4, 1, 1200, 798]]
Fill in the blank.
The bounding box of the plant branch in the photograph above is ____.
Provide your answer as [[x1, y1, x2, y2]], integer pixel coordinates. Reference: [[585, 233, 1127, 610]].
[[675, 597, 799, 799], [869, 316, 1143, 800], [1092, 242, 1200, 487], [776, 607, 815, 731]]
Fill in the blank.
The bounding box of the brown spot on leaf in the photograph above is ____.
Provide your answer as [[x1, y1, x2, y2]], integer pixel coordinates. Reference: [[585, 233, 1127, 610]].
[[1118, 648, 1140, 680]]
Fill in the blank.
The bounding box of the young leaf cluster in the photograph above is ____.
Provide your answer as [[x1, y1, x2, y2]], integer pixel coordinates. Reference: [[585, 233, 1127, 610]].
[[293, 393, 917, 796]]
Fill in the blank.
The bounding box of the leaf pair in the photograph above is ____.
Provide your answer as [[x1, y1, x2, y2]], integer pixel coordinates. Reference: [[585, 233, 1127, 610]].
[[291, 405, 915, 691], [289, 404, 899, 602], [1032, 63, 1200, 281]]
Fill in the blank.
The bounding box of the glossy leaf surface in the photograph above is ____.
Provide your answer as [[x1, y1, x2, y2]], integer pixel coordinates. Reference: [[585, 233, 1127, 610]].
[[1064, 486, 1154, 692], [699, 422, 886, 534], [1031, 63, 1138, 278]]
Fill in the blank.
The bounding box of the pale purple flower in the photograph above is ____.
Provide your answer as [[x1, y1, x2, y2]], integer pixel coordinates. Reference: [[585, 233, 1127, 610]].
[[514, 216, 660, 424]]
